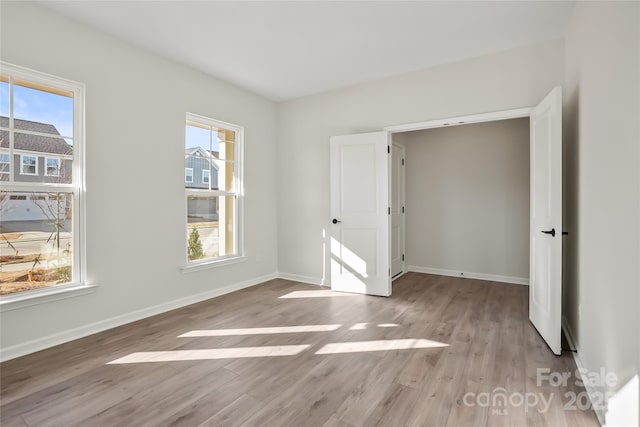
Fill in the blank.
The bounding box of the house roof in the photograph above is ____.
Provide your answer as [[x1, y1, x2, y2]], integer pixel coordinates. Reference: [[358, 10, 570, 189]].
[[185, 147, 222, 170], [0, 116, 73, 156], [185, 146, 219, 159]]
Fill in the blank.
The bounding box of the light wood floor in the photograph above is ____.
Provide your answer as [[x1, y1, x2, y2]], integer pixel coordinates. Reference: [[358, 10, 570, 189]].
[[1, 273, 599, 426]]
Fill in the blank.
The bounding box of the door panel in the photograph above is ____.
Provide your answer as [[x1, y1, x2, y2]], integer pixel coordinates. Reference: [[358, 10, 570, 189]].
[[341, 144, 377, 213], [341, 229, 377, 277], [529, 86, 562, 355], [330, 132, 391, 296]]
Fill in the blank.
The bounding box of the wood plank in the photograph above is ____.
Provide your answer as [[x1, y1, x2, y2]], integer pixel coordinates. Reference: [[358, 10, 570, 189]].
[[0, 275, 599, 426], [198, 394, 264, 427]]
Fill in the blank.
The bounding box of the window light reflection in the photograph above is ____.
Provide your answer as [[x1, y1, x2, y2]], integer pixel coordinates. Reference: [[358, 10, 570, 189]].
[[179, 324, 341, 337], [107, 345, 310, 364], [315, 339, 448, 355], [279, 290, 359, 299]]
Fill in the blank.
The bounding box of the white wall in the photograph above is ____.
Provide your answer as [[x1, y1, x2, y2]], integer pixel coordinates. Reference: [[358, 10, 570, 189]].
[[277, 39, 564, 284], [0, 2, 279, 358], [403, 118, 529, 283], [563, 2, 639, 424]]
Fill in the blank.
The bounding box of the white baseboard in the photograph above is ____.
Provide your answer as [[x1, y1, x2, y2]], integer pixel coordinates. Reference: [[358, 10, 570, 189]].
[[0, 272, 278, 362], [278, 272, 327, 286], [562, 316, 605, 426], [407, 266, 529, 285]]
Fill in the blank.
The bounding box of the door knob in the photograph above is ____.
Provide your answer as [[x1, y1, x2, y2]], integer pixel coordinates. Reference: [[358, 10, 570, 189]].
[[332, 218, 341, 224], [541, 228, 556, 237]]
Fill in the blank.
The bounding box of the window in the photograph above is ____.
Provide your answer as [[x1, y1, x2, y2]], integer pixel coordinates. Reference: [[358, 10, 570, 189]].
[[0, 63, 85, 297], [184, 113, 242, 265], [185, 168, 193, 183], [0, 152, 8, 174], [45, 157, 60, 176], [21, 154, 37, 175]]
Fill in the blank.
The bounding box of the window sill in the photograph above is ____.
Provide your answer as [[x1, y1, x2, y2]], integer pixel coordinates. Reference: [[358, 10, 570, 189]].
[[0, 283, 97, 312], [180, 256, 248, 273]]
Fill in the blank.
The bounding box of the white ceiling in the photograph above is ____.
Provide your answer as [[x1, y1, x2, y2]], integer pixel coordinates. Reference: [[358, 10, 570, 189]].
[[40, 1, 575, 101]]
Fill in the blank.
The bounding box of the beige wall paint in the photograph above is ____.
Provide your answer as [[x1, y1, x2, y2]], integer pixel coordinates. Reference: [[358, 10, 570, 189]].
[[0, 2, 279, 355], [402, 118, 529, 281], [563, 1, 639, 424], [277, 39, 564, 283]]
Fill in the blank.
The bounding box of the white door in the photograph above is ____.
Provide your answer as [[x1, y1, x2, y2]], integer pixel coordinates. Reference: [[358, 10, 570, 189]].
[[330, 131, 391, 296], [391, 143, 406, 278], [529, 86, 563, 355]]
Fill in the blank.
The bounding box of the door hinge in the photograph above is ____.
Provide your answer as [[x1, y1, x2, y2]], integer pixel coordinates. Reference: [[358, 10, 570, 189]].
[[402, 206, 405, 214], [387, 145, 390, 154], [402, 254, 405, 261], [402, 158, 405, 166], [388, 207, 391, 215]]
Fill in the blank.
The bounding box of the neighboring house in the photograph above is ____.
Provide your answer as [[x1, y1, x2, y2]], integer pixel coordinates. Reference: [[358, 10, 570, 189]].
[[0, 116, 73, 222], [185, 146, 220, 221], [184, 146, 219, 190]]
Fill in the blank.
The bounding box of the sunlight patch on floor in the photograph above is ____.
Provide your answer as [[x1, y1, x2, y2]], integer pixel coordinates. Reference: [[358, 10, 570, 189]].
[[107, 345, 310, 364], [349, 323, 399, 330], [179, 324, 342, 337], [349, 323, 368, 330], [315, 338, 448, 354], [279, 290, 359, 298], [377, 323, 400, 328]]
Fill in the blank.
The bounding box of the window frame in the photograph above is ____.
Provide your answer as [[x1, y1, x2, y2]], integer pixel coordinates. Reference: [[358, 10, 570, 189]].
[[202, 168, 210, 185], [0, 151, 9, 174], [20, 154, 38, 175], [185, 167, 193, 184], [0, 62, 88, 306], [44, 156, 61, 177], [182, 113, 244, 270]]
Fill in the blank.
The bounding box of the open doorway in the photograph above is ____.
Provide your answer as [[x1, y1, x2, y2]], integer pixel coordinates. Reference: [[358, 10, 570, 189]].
[[390, 117, 530, 285]]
